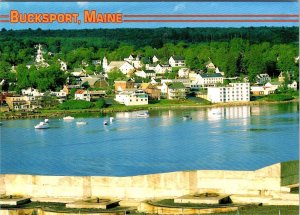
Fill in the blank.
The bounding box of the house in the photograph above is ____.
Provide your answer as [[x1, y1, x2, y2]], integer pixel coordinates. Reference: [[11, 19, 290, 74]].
[[152, 55, 159, 63], [178, 68, 190, 78], [206, 62, 216, 70], [124, 54, 140, 63], [6, 96, 29, 111], [115, 89, 148, 106], [145, 64, 157, 70], [6, 96, 42, 111], [81, 75, 109, 88], [161, 82, 186, 100], [21, 88, 43, 97], [50, 90, 67, 103], [144, 70, 156, 78], [256, 73, 271, 85], [124, 54, 142, 69], [207, 83, 250, 103], [63, 85, 81, 95], [72, 68, 86, 77], [105, 61, 134, 75], [278, 72, 291, 84], [169, 56, 185, 67], [251, 82, 278, 96], [92, 60, 102, 66], [191, 73, 224, 87], [58, 59, 67, 71], [155, 64, 172, 74], [89, 90, 106, 101], [140, 83, 161, 100], [74, 89, 90, 101], [114, 79, 135, 92], [0, 92, 13, 105], [288, 80, 298, 91], [135, 70, 147, 79], [150, 77, 161, 85]]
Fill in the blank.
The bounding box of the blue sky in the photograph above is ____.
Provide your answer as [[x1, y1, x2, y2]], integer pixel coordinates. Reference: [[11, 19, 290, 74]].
[[0, 2, 298, 30]]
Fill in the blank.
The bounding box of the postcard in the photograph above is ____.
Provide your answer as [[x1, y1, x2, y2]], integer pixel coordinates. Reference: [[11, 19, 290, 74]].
[[0, 1, 299, 214]]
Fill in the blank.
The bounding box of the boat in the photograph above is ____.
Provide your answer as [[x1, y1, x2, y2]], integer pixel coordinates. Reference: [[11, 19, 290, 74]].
[[182, 115, 192, 120], [109, 117, 114, 123], [34, 121, 49, 129], [136, 112, 149, 118], [0, 122, 2, 126], [103, 120, 109, 125], [76, 121, 88, 125], [63, 116, 74, 121], [44, 119, 49, 123], [209, 109, 222, 115]]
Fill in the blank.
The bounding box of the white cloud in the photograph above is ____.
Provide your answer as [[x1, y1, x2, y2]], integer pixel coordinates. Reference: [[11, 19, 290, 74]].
[[173, 3, 186, 12], [0, 2, 10, 10], [77, 2, 89, 8]]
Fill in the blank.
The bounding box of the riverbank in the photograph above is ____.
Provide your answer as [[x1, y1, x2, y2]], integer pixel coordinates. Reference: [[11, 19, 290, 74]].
[[0, 98, 298, 120]]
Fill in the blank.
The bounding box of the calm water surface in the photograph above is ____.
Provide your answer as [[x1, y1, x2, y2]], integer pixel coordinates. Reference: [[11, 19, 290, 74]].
[[1, 103, 298, 176]]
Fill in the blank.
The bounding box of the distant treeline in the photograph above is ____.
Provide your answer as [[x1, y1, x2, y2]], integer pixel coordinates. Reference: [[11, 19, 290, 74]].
[[0, 27, 298, 47]]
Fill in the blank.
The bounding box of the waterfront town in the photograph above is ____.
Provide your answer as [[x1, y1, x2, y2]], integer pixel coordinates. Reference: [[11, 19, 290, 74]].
[[0, 44, 298, 112]]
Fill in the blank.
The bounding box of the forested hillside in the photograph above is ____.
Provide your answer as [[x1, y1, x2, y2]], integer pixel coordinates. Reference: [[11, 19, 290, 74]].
[[0, 27, 298, 92]]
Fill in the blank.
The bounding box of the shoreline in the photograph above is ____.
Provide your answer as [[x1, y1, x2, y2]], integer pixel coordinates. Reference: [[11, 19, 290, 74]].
[[1, 99, 298, 120]]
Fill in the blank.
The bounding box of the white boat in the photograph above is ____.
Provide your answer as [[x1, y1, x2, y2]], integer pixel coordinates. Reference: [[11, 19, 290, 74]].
[[136, 112, 149, 118], [103, 120, 109, 125], [63, 116, 74, 121], [109, 117, 114, 123], [76, 121, 87, 125], [44, 119, 49, 123], [182, 115, 192, 120], [34, 121, 49, 129]]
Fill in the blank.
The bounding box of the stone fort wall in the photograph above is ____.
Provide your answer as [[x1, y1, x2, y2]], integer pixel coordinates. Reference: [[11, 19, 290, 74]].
[[0, 163, 285, 200]]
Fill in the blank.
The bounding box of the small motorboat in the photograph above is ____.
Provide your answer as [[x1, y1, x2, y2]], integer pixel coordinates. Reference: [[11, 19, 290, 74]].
[[76, 121, 88, 125], [109, 117, 114, 123], [0, 122, 3, 126], [182, 115, 192, 120], [34, 121, 49, 129], [44, 119, 49, 123], [103, 120, 109, 126], [63, 116, 74, 121], [136, 112, 149, 118]]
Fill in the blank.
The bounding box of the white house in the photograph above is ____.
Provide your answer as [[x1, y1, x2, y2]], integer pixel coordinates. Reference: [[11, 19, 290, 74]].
[[169, 56, 185, 67], [178, 68, 190, 78], [21, 88, 43, 97], [256, 73, 271, 85], [191, 73, 224, 87], [152, 55, 159, 63], [50, 90, 67, 103], [161, 82, 186, 100], [74, 89, 90, 101], [135, 70, 147, 78], [144, 70, 156, 78], [288, 80, 298, 91], [105, 61, 134, 75], [155, 64, 172, 74], [72, 68, 86, 77], [58, 59, 67, 71], [145, 64, 157, 71], [115, 89, 148, 106], [251, 82, 278, 96], [207, 83, 250, 103]]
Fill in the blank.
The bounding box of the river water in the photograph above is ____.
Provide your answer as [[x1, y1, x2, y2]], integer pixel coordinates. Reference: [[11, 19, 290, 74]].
[[0, 103, 298, 176]]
